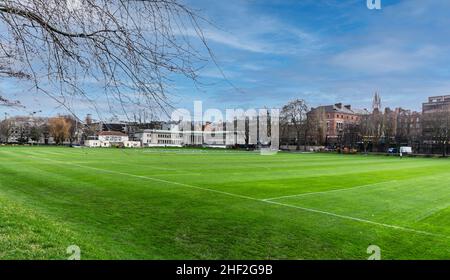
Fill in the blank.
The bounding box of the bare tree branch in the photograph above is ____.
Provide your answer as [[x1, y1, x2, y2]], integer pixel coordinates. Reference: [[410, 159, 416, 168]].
[[0, 0, 212, 118]]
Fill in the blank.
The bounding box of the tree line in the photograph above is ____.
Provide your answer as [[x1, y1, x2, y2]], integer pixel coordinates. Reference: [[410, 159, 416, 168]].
[[0, 115, 81, 145]]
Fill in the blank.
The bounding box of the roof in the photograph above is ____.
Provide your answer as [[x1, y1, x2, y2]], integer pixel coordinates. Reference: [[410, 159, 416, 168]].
[[315, 104, 370, 115], [351, 108, 371, 115], [98, 131, 128, 136]]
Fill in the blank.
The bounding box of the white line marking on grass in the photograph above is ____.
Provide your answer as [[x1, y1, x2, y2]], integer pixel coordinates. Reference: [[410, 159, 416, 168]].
[[262, 181, 397, 201], [25, 155, 449, 240], [27, 155, 255, 201], [263, 200, 445, 238], [107, 161, 199, 173]]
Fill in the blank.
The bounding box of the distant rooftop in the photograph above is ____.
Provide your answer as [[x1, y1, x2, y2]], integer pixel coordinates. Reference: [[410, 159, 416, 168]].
[[315, 103, 370, 115], [98, 131, 128, 136], [426, 95, 450, 103]]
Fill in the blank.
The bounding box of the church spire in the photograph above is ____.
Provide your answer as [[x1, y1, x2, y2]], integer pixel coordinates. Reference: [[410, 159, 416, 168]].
[[372, 92, 381, 112]]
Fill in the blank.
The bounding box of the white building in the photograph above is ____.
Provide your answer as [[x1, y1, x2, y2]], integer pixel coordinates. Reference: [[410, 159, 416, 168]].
[[84, 140, 110, 148], [135, 130, 184, 147], [135, 129, 232, 148], [85, 131, 141, 148], [98, 131, 129, 143], [124, 140, 142, 148]]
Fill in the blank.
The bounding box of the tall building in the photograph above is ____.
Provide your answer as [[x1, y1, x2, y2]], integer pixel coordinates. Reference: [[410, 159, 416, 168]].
[[421, 95, 450, 146], [422, 95, 450, 113]]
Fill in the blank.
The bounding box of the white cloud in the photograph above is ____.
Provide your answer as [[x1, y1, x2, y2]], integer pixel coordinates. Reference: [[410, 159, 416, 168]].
[[331, 44, 440, 74]]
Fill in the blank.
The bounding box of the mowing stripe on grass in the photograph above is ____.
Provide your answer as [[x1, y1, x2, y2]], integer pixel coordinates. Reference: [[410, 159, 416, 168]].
[[262, 181, 398, 201], [262, 200, 446, 238], [24, 154, 449, 240]]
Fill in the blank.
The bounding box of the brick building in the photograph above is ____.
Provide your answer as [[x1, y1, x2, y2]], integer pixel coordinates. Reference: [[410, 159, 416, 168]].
[[309, 103, 370, 143]]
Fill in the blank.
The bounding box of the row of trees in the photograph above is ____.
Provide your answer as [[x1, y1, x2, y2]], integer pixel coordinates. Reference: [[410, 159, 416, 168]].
[[421, 109, 450, 156], [0, 116, 79, 145]]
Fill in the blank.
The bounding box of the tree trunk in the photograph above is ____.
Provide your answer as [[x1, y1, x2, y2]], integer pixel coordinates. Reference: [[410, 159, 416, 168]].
[[304, 131, 308, 152]]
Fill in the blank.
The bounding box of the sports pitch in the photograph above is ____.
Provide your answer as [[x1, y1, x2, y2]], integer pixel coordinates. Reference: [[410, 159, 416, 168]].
[[0, 147, 449, 259]]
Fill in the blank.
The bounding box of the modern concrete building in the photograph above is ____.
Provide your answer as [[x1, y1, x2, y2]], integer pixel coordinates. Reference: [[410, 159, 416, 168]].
[[422, 95, 450, 113], [135, 129, 232, 148], [135, 129, 185, 147]]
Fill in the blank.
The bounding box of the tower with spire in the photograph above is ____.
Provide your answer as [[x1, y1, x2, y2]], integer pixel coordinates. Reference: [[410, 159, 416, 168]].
[[372, 92, 381, 113]]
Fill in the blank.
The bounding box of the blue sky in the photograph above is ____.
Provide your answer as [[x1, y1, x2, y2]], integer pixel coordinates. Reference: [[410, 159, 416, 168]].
[[174, 0, 450, 112], [2, 0, 450, 119]]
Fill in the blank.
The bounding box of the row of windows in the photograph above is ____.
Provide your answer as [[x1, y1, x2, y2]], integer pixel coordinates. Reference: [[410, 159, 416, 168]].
[[327, 114, 357, 121], [157, 140, 183, 144], [154, 134, 183, 139]]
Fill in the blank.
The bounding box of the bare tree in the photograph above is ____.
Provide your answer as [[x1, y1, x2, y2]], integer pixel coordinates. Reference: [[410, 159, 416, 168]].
[[340, 122, 360, 149], [395, 109, 421, 151], [422, 108, 450, 157], [281, 99, 308, 150], [28, 124, 42, 144], [0, 95, 23, 107], [0, 118, 13, 142], [371, 110, 384, 152], [359, 114, 375, 153], [0, 0, 212, 117], [41, 122, 50, 144], [383, 108, 397, 150], [306, 107, 327, 146], [82, 113, 99, 141]]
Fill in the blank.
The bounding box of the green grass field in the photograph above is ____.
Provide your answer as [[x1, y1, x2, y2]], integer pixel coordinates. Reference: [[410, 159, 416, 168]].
[[0, 146, 449, 260]]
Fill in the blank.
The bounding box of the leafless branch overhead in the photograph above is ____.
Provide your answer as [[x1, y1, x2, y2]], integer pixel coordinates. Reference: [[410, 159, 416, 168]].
[[0, 0, 211, 117]]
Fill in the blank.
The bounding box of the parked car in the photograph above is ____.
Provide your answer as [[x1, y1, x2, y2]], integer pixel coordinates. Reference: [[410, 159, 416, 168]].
[[388, 148, 398, 154]]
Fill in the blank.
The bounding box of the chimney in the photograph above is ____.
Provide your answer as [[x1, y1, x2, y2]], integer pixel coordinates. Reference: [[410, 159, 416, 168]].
[[344, 105, 351, 110], [335, 103, 342, 109]]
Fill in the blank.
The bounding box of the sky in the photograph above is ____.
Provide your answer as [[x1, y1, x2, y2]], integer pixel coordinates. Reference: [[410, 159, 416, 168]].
[[2, 0, 450, 119]]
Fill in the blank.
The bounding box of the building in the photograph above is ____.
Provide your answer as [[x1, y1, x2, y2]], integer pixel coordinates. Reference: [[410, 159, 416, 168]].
[[422, 95, 450, 113], [85, 131, 140, 148], [309, 103, 370, 143], [382, 107, 421, 147], [98, 131, 129, 143], [135, 129, 232, 148], [395, 108, 421, 140], [136, 129, 184, 147], [421, 95, 450, 151], [3, 116, 51, 144], [90, 120, 175, 141]]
